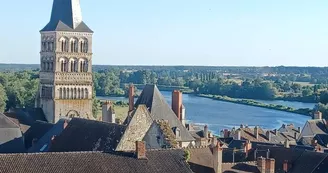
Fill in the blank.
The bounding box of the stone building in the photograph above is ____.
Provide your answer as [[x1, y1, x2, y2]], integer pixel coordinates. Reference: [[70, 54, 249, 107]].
[[35, 0, 94, 123]]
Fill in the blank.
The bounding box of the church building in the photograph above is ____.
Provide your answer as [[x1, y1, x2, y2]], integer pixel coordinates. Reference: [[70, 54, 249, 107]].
[[35, 0, 94, 123]]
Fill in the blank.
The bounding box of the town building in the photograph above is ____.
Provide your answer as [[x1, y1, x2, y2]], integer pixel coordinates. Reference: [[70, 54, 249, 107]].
[[35, 0, 94, 123], [0, 141, 193, 173]]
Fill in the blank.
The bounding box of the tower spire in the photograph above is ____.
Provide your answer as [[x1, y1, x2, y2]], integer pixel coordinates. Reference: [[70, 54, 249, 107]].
[[41, 0, 92, 32]]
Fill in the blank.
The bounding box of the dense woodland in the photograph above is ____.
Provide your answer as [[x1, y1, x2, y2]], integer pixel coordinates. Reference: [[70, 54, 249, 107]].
[[2, 64, 328, 117]]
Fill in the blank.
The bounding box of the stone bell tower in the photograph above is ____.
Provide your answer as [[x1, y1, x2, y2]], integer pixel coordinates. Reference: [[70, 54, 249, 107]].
[[36, 0, 94, 123]]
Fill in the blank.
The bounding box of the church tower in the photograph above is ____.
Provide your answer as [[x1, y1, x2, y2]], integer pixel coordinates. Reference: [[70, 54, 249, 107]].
[[37, 0, 93, 123]]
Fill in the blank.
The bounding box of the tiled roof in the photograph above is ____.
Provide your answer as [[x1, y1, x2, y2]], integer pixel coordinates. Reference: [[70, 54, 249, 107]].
[[301, 119, 328, 137], [23, 120, 54, 149], [49, 118, 126, 152], [290, 150, 328, 173], [135, 85, 194, 142], [28, 119, 67, 153], [0, 150, 193, 173]]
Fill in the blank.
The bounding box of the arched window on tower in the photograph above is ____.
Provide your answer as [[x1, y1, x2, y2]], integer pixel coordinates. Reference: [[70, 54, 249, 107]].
[[63, 87, 66, 99], [81, 88, 84, 99], [66, 88, 70, 99], [70, 88, 74, 99], [78, 88, 81, 99], [74, 88, 77, 99], [85, 88, 89, 99], [59, 88, 63, 99]]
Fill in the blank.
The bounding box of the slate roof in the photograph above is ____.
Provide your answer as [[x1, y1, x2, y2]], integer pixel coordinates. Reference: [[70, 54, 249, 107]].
[[23, 120, 54, 149], [28, 119, 67, 153], [0, 150, 193, 173], [135, 85, 194, 142], [301, 119, 328, 136], [222, 162, 260, 173], [5, 108, 47, 127], [41, 0, 93, 32], [0, 113, 25, 153], [49, 118, 126, 152]]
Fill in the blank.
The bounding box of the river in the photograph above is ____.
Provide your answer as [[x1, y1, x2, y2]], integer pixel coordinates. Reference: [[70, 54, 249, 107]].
[[97, 91, 311, 134]]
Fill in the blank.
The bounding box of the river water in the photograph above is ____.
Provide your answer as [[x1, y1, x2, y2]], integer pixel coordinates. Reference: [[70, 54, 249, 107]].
[[97, 91, 311, 134]]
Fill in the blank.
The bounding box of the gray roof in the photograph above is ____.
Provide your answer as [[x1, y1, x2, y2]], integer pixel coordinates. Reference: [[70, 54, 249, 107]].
[[41, 0, 93, 32], [28, 119, 67, 153], [0, 113, 25, 153], [49, 118, 126, 152], [135, 85, 194, 142]]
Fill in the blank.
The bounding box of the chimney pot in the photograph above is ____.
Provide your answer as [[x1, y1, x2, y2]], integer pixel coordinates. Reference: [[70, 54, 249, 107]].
[[204, 125, 209, 139], [237, 130, 241, 140], [136, 141, 147, 159]]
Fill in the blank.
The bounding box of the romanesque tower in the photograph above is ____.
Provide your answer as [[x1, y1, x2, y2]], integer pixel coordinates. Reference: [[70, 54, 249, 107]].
[[36, 0, 93, 123]]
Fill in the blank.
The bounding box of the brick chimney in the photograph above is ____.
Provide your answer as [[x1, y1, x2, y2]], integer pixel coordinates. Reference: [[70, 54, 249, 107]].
[[129, 84, 135, 112], [313, 111, 322, 120], [266, 131, 271, 141], [257, 157, 266, 173], [254, 126, 259, 139], [213, 143, 223, 173], [172, 90, 182, 121], [244, 140, 252, 156], [102, 101, 115, 123], [136, 141, 147, 159], [265, 158, 275, 173], [204, 125, 209, 139], [283, 160, 289, 173]]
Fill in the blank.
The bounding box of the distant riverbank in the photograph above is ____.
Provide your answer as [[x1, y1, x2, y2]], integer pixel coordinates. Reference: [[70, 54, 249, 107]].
[[198, 94, 313, 117]]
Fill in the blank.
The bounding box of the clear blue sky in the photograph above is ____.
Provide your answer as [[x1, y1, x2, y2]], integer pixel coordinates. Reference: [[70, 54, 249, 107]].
[[1, 0, 328, 66]]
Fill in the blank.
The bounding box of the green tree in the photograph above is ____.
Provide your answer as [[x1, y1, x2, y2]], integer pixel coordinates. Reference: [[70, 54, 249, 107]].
[[0, 84, 7, 112]]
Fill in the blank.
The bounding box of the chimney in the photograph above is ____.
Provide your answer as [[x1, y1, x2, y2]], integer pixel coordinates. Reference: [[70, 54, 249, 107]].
[[284, 139, 290, 148], [129, 84, 135, 112], [254, 126, 259, 139], [102, 101, 115, 123], [211, 137, 218, 147], [244, 140, 252, 155], [257, 157, 266, 173], [237, 130, 241, 140], [204, 125, 209, 139], [312, 139, 318, 147], [240, 124, 245, 128], [172, 90, 182, 121], [298, 127, 302, 133], [224, 129, 230, 138], [181, 105, 186, 127], [266, 131, 271, 142], [265, 158, 275, 173], [313, 111, 322, 120], [136, 141, 147, 159], [213, 143, 223, 173], [294, 132, 298, 140], [266, 149, 270, 159], [283, 160, 289, 173]]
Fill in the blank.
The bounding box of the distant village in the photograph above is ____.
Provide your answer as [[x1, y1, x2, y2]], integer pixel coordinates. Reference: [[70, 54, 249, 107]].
[[1, 0, 328, 173]]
